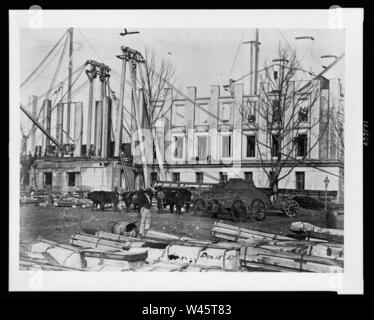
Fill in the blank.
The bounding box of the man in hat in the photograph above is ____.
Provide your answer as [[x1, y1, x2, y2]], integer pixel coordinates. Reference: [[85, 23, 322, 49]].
[[156, 186, 165, 214]]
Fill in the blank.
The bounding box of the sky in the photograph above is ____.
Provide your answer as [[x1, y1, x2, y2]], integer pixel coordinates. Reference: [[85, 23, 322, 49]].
[[19, 27, 345, 144]]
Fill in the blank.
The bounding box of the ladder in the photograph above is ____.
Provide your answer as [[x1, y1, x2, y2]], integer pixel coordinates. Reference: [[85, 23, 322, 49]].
[[119, 153, 131, 191]]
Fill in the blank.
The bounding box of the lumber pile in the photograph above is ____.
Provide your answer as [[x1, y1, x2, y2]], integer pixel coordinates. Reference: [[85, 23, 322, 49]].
[[240, 246, 343, 272], [69, 233, 146, 251], [77, 231, 240, 270], [23, 237, 148, 271], [20, 191, 93, 208], [289, 221, 344, 243], [159, 244, 239, 271], [211, 221, 344, 272], [20, 220, 344, 273], [95, 231, 168, 249], [211, 221, 293, 242], [142, 229, 238, 249]]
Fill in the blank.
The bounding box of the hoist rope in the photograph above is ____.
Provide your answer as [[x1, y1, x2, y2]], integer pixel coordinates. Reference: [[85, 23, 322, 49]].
[[46, 34, 69, 99], [21, 30, 68, 88]]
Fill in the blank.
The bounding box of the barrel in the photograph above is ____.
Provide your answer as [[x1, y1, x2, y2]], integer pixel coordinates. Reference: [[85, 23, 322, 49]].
[[325, 210, 344, 229]]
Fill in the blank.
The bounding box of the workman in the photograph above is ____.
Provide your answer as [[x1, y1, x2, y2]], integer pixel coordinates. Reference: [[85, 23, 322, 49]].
[[156, 187, 165, 214]]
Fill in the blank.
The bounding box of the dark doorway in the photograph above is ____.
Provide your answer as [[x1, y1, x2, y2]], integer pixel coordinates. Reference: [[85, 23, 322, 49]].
[[44, 172, 52, 186], [67, 172, 76, 187]]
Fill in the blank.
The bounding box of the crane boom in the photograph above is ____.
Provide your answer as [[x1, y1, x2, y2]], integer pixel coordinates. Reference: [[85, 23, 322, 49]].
[[20, 104, 62, 150]]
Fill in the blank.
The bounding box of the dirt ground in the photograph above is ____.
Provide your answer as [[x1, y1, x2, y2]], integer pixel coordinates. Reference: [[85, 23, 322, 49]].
[[19, 205, 327, 254]]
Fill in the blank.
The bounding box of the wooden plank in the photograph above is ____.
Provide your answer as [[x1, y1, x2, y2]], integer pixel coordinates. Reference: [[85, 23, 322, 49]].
[[240, 246, 343, 267], [19, 259, 84, 271], [214, 221, 294, 239], [95, 231, 167, 249], [212, 222, 293, 241], [290, 221, 344, 237], [240, 246, 343, 273], [70, 233, 131, 250], [306, 231, 344, 244], [240, 260, 294, 272], [81, 249, 148, 262]]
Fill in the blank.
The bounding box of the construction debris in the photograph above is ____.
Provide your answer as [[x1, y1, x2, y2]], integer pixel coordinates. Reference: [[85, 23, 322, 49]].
[[240, 246, 343, 272], [211, 221, 344, 272], [26, 238, 147, 271], [20, 219, 344, 273], [289, 221, 344, 243], [211, 221, 293, 242], [20, 191, 93, 208]]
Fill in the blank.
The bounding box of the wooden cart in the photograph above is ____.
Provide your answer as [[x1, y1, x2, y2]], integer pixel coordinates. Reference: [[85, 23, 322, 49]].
[[193, 179, 269, 222]]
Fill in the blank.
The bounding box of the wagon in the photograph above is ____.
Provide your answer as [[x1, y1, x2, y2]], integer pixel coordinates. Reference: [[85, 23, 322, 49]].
[[193, 178, 269, 222]]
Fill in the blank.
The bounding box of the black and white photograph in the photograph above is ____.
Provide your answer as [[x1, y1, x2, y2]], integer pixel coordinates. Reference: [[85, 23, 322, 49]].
[[9, 9, 363, 293]]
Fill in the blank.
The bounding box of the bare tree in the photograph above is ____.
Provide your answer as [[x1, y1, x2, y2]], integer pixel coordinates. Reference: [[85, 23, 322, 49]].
[[240, 46, 329, 199], [138, 47, 175, 181]]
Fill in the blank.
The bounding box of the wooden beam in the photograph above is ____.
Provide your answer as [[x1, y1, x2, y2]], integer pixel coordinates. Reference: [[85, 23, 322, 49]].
[[20, 103, 62, 150]]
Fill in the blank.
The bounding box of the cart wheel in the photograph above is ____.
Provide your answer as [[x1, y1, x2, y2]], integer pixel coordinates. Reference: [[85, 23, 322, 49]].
[[284, 199, 299, 217], [194, 198, 207, 214], [251, 199, 267, 221], [231, 200, 248, 222]]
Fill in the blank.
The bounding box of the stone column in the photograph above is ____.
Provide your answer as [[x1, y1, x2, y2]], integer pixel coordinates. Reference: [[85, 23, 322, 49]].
[[86, 70, 96, 155], [319, 78, 330, 160], [329, 79, 339, 160], [114, 57, 126, 157], [232, 84, 243, 162], [56, 102, 64, 146], [186, 86, 196, 164], [45, 99, 52, 154], [101, 96, 112, 158], [74, 102, 83, 157], [94, 101, 103, 157], [310, 80, 320, 159], [209, 85, 220, 164], [163, 88, 173, 164]]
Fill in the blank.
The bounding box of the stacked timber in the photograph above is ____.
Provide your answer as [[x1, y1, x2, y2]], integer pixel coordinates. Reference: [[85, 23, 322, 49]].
[[94, 230, 240, 270], [90, 230, 241, 270], [289, 221, 344, 243], [70, 233, 146, 251], [95, 231, 167, 249], [239, 245, 343, 272], [27, 238, 147, 271], [210, 221, 344, 272], [159, 244, 239, 271], [254, 240, 344, 260], [211, 221, 293, 243], [20, 259, 86, 271], [140, 229, 241, 250]]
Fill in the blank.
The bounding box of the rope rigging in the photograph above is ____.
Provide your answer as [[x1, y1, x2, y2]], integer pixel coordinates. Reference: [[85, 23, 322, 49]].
[[46, 34, 69, 99], [22, 63, 86, 110], [228, 29, 246, 79], [25, 64, 87, 138], [21, 30, 68, 88]]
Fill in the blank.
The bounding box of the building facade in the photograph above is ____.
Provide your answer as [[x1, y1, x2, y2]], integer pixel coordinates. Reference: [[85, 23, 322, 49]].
[[132, 77, 344, 202]]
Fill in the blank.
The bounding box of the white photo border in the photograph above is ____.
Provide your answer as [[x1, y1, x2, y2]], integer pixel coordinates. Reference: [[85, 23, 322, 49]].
[[9, 8, 363, 293]]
